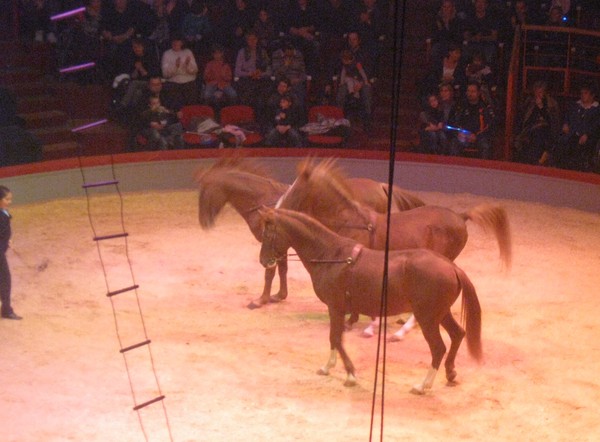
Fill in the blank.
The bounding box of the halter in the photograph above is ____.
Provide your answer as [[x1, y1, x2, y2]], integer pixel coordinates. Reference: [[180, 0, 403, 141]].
[[329, 211, 378, 249]]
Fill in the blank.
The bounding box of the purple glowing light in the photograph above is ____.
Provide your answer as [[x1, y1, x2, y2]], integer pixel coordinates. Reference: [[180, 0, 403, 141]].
[[50, 7, 86, 21], [71, 119, 108, 133], [59, 62, 96, 74]]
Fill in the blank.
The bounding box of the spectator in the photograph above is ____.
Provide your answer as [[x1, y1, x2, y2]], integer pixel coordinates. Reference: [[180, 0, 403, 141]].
[[165, 0, 194, 36], [271, 39, 308, 111], [352, 0, 388, 70], [335, 48, 373, 130], [463, 0, 500, 64], [552, 0, 571, 16], [138, 95, 184, 150], [220, 0, 257, 52], [536, 5, 569, 67], [438, 81, 457, 127], [264, 77, 300, 127], [509, 0, 536, 30], [0, 88, 42, 166], [181, 0, 213, 59], [202, 45, 237, 108], [317, 0, 353, 80], [429, 0, 466, 65], [319, 0, 353, 47], [252, 7, 278, 54], [418, 92, 448, 155], [514, 80, 561, 165], [233, 30, 271, 114], [19, 0, 58, 43], [130, 75, 182, 133], [118, 38, 161, 109], [345, 30, 375, 79], [552, 83, 600, 171], [448, 80, 496, 159], [148, 0, 171, 53], [286, 0, 321, 77], [264, 94, 303, 147], [420, 42, 467, 101], [99, 0, 139, 81], [464, 49, 496, 104], [161, 34, 199, 108]]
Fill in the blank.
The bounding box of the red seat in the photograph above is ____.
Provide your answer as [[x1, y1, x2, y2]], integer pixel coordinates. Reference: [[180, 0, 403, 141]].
[[179, 105, 218, 147], [306, 105, 347, 147], [219, 105, 264, 146]]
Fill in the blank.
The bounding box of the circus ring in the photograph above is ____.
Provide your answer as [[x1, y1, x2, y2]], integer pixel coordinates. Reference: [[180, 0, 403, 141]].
[[0, 149, 599, 441]]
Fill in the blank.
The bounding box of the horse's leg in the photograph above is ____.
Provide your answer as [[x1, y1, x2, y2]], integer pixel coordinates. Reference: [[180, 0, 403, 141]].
[[440, 313, 465, 384], [270, 256, 288, 302], [362, 317, 379, 338], [345, 311, 359, 331], [318, 308, 357, 386], [247, 266, 276, 309], [410, 315, 446, 395], [389, 314, 417, 342]]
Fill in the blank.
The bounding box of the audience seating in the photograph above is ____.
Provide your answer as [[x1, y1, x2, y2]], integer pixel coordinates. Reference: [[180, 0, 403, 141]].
[[219, 105, 264, 146], [179, 105, 218, 147], [306, 105, 347, 147]]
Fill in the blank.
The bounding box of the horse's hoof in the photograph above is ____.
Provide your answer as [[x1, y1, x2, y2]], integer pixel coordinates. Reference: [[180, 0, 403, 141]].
[[344, 322, 353, 331], [269, 294, 287, 303], [362, 328, 374, 338], [247, 299, 266, 309], [317, 368, 329, 376], [446, 369, 457, 383], [344, 378, 357, 387], [410, 385, 426, 395], [388, 333, 404, 342]]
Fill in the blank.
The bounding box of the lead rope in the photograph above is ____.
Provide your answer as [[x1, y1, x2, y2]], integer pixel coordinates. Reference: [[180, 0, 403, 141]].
[[369, 0, 408, 441]]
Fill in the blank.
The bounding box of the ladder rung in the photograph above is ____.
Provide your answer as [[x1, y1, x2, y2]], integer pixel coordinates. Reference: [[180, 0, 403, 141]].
[[82, 180, 119, 189], [94, 232, 128, 241], [133, 395, 166, 411], [120, 340, 151, 354], [107, 285, 139, 297]]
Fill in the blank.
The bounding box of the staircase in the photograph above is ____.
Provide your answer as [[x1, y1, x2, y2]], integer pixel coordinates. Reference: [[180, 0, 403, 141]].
[[0, 39, 129, 162]]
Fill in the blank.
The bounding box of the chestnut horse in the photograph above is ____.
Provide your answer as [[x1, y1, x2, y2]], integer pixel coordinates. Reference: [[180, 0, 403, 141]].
[[259, 207, 482, 394], [277, 158, 511, 339], [195, 158, 425, 308]]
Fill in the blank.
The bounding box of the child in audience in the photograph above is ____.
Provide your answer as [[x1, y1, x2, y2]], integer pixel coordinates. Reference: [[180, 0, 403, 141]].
[[202, 45, 238, 107], [139, 95, 184, 150], [265, 94, 303, 147]]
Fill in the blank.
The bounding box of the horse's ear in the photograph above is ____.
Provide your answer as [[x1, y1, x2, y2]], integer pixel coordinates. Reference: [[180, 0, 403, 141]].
[[297, 157, 311, 178]]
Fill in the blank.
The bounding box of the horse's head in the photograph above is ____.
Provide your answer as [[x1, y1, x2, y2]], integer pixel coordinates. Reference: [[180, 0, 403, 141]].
[[258, 207, 288, 269], [196, 158, 287, 231]]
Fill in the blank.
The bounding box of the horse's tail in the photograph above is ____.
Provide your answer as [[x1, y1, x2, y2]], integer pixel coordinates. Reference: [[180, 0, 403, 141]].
[[387, 186, 427, 211], [462, 204, 512, 271], [457, 267, 483, 362]]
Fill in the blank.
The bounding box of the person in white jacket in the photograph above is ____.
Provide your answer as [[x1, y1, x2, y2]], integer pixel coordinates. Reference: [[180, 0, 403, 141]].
[[161, 34, 199, 108]]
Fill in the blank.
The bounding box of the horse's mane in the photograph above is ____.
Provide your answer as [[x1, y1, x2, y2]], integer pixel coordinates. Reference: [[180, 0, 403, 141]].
[[295, 157, 358, 212], [196, 157, 286, 229], [195, 156, 273, 183]]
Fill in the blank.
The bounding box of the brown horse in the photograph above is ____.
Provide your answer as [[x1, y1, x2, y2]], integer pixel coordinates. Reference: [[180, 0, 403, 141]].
[[258, 207, 482, 394], [278, 158, 511, 338], [195, 157, 425, 308]]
